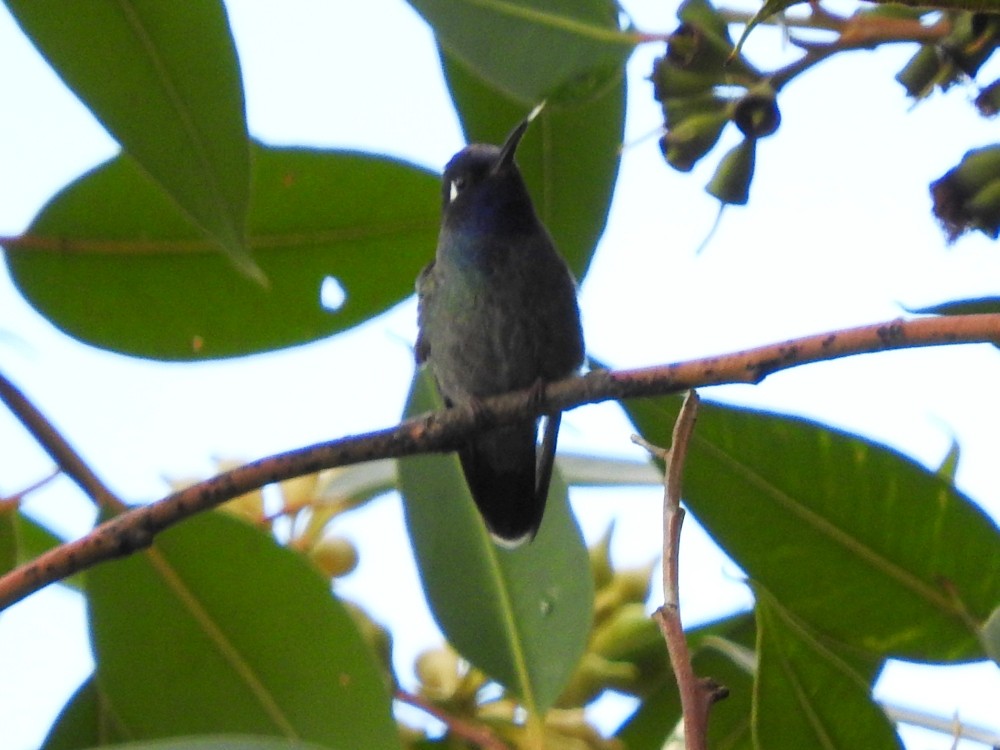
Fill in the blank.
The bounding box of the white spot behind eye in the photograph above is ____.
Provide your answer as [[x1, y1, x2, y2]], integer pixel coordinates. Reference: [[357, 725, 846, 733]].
[[449, 180, 459, 202], [320, 276, 347, 312]]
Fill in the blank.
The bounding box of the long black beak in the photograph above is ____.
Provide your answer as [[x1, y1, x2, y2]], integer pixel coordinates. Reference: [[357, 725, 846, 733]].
[[494, 101, 546, 172]]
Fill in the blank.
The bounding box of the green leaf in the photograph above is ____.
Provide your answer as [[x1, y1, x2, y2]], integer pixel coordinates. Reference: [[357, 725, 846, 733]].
[[753, 585, 902, 750], [624, 396, 1000, 662], [981, 605, 1000, 666], [5, 146, 439, 360], [910, 296, 1000, 316], [408, 0, 637, 104], [4, 1, 254, 276], [87, 511, 399, 749], [397, 369, 594, 715], [733, 0, 807, 56], [441, 50, 625, 280], [936, 438, 961, 482], [693, 620, 758, 749], [41, 676, 126, 750], [87, 738, 338, 750], [0, 503, 15, 576], [706, 138, 756, 206]]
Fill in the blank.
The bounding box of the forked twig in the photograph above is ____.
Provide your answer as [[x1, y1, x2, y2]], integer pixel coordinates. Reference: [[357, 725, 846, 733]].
[[634, 391, 727, 750]]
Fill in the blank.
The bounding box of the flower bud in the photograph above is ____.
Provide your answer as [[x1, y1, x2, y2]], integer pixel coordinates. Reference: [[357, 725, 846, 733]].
[[662, 91, 729, 128], [975, 79, 1000, 117], [588, 524, 615, 591], [706, 138, 757, 206], [544, 708, 623, 749], [943, 12, 1000, 79], [309, 536, 358, 579], [651, 55, 719, 99], [415, 647, 461, 701], [930, 145, 1000, 241], [592, 603, 658, 658], [676, 0, 761, 80], [668, 21, 732, 76], [895, 45, 943, 99], [589, 603, 669, 696], [558, 652, 640, 706], [733, 89, 780, 139], [964, 179, 1000, 234], [659, 111, 729, 172]]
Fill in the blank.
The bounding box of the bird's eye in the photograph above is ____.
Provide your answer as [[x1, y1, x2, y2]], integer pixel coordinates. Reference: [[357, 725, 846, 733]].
[[449, 176, 465, 202]]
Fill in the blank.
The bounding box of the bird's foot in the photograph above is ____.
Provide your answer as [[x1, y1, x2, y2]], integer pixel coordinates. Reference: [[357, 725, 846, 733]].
[[527, 378, 550, 416], [466, 396, 492, 429]]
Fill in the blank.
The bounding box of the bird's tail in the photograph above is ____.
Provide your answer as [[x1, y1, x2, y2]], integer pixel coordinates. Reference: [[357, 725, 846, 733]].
[[460, 417, 554, 547]]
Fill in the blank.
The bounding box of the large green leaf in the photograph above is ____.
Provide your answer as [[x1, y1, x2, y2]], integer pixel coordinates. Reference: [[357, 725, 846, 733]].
[[753, 585, 902, 750], [441, 50, 625, 281], [624, 396, 1000, 662], [0, 502, 14, 577], [91, 739, 336, 750], [41, 676, 125, 750], [397, 369, 594, 716], [981, 605, 1000, 667], [4, 0, 254, 275], [5, 146, 438, 360], [408, 0, 637, 104], [87, 511, 399, 749], [911, 296, 1000, 316], [42, 679, 343, 750]]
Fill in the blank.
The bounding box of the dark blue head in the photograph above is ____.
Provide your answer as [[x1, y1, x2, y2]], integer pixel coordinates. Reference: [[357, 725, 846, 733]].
[[440, 117, 541, 237]]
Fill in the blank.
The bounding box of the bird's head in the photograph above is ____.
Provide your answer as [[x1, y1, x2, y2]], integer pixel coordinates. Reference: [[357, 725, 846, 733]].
[[440, 104, 545, 235]]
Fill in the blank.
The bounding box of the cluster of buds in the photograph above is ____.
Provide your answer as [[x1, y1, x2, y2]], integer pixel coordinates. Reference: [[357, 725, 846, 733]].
[[651, 0, 780, 205], [170, 460, 366, 580], [406, 526, 660, 748], [410, 646, 624, 748], [897, 11, 1000, 100], [170, 461, 394, 681], [898, 10, 1000, 244], [931, 145, 1000, 241], [557, 526, 664, 706]]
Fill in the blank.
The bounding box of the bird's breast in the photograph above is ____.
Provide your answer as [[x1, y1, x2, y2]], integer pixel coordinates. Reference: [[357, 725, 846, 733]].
[[425, 235, 583, 404]]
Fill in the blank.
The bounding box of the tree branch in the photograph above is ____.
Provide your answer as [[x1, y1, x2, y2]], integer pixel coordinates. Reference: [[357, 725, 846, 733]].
[[636, 393, 728, 750], [1, 313, 998, 610], [0, 371, 125, 513], [769, 12, 951, 91], [395, 689, 510, 750]]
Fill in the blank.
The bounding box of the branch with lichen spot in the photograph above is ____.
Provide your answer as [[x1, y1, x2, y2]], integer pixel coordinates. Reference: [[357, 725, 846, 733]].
[[1, 313, 998, 610]]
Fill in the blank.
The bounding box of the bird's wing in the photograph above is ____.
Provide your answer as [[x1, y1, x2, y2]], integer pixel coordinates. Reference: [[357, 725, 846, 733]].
[[414, 260, 435, 365]]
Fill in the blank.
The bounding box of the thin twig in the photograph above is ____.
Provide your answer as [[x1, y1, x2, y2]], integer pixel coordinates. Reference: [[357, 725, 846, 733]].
[[0, 371, 125, 513], [883, 702, 1000, 747], [769, 12, 951, 91], [636, 392, 726, 750], [395, 689, 510, 750], [0, 313, 999, 609], [0, 469, 60, 509]]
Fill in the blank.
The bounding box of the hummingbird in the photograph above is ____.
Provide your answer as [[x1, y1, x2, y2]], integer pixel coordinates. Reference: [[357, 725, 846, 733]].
[[415, 106, 585, 547]]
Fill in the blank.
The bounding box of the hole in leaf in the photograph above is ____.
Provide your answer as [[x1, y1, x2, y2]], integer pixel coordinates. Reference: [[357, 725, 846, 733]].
[[320, 276, 347, 312]]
